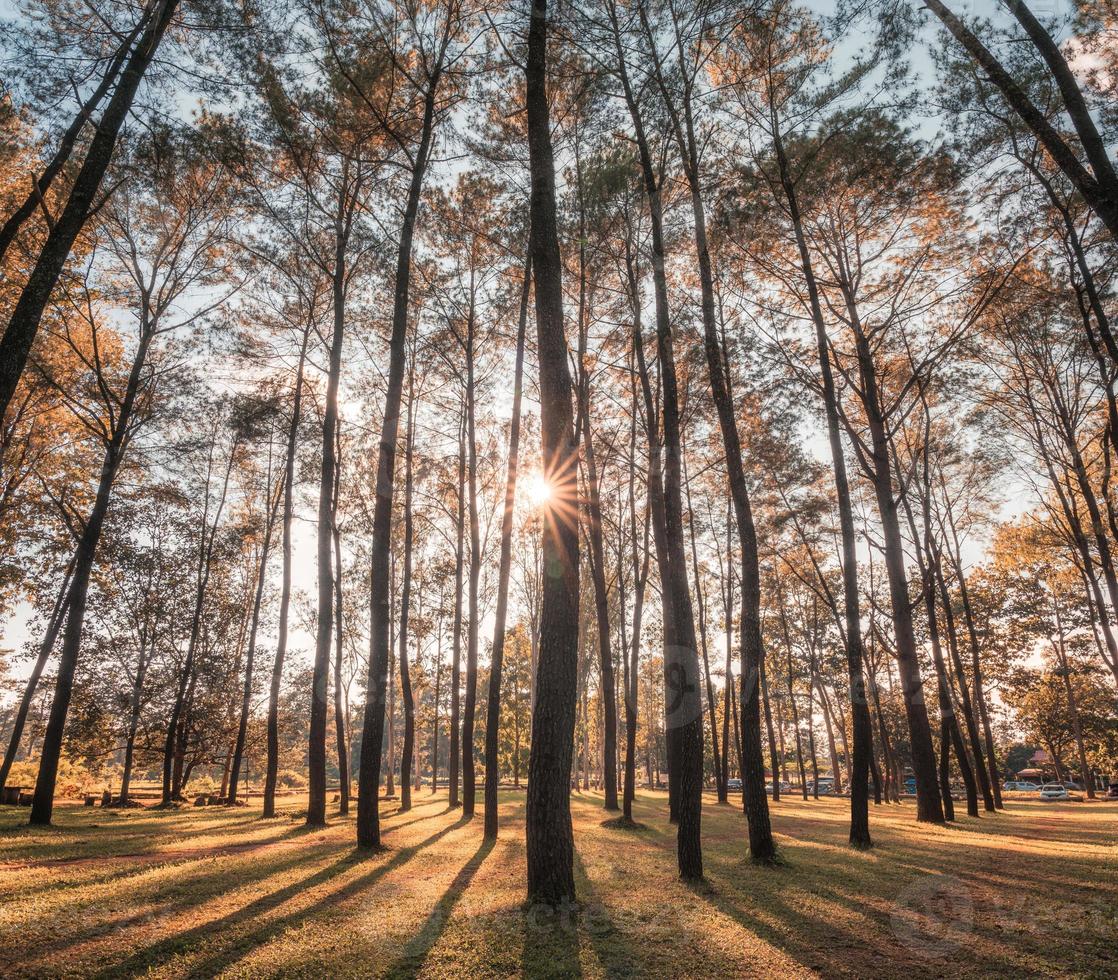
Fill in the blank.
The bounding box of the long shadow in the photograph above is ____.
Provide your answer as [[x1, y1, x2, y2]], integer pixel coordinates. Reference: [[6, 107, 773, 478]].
[[95, 816, 470, 979], [695, 851, 1025, 978], [571, 850, 648, 980], [1, 808, 300, 864], [518, 896, 584, 980], [383, 805, 454, 835], [5, 847, 331, 973], [382, 835, 495, 979]]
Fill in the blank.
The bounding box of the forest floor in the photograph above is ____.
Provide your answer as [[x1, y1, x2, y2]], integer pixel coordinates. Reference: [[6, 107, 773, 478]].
[[0, 789, 1115, 978]]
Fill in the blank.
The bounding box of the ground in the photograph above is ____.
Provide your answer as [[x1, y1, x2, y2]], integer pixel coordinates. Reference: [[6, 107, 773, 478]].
[[1, 790, 1115, 978]]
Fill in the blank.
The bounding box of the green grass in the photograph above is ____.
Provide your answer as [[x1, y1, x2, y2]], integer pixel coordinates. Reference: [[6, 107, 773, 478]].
[[1, 790, 1115, 977]]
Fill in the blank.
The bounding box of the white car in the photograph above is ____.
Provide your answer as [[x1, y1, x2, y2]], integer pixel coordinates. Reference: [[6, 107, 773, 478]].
[[1038, 783, 1069, 800]]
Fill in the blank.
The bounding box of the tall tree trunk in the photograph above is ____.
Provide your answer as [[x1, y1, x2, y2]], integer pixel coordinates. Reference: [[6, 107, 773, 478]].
[[818, 680, 842, 796], [431, 621, 442, 794], [398, 362, 418, 814], [760, 658, 779, 801], [524, 0, 581, 904], [484, 252, 531, 838], [609, 6, 702, 876], [462, 304, 481, 817], [621, 330, 649, 824], [308, 199, 350, 829], [912, 516, 976, 819], [647, 17, 771, 861], [119, 641, 151, 806], [933, 554, 995, 812], [31, 327, 153, 824], [578, 370, 619, 812], [683, 452, 724, 803], [571, 141, 618, 814], [845, 315, 943, 823], [264, 330, 308, 818], [449, 406, 465, 808], [229, 470, 281, 805], [773, 115, 872, 844], [162, 439, 224, 807], [806, 665, 820, 800], [1052, 594, 1095, 798], [0, 0, 180, 420], [356, 70, 440, 850], [0, 561, 72, 792], [333, 445, 349, 815], [941, 498, 1004, 808]]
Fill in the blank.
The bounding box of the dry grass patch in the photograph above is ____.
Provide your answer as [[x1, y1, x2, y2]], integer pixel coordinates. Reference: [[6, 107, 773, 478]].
[[1, 791, 1115, 978]]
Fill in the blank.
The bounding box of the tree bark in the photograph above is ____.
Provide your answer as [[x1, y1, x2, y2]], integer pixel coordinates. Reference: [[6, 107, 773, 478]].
[[119, 638, 151, 806], [229, 467, 281, 805], [1052, 594, 1095, 799], [933, 553, 995, 812], [461, 299, 481, 817], [0, 561, 72, 792], [577, 319, 619, 813], [398, 360, 418, 814], [772, 114, 871, 844], [483, 252, 531, 838], [333, 442, 349, 815], [683, 452, 724, 803], [308, 189, 350, 829], [524, 0, 581, 905], [357, 67, 440, 849], [608, 3, 703, 875], [844, 316, 943, 823], [264, 329, 308, 818], [449, 406, 465, 808], [31, 326, 154, 824], [649, 26, 771, 858]]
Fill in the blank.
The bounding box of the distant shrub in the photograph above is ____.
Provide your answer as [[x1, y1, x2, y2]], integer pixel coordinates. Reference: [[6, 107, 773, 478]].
[[277, 769, 306, 789], [6, 756, 99, 798]]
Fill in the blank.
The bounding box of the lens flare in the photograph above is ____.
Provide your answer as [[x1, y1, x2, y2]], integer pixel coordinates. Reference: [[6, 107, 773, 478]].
[[526, 471, 553, 507]]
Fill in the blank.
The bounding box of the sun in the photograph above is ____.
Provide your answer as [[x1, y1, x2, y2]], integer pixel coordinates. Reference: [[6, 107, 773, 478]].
[[525, 470, 553, 508]]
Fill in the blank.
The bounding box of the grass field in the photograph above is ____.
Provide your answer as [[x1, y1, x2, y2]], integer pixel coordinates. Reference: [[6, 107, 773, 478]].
[[1, 790, 1115, 978]]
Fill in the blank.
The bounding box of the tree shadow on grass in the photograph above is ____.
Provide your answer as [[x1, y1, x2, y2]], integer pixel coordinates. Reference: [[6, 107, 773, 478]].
[[94, 815, 472, 979], [692, 862, 1021, 978], [572, 850, 649, 979], [5, 848, 331, 973], [384, 804, 456, 835], [518, 898, 584, 980], [382, 835, 495, 979]]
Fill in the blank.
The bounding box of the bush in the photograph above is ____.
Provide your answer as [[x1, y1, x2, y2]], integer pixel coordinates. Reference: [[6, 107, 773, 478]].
[[5, 755, 100, 798], [277, 769, 306, 789]]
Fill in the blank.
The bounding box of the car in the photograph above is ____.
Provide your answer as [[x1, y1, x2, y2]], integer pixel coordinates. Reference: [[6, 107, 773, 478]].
[[727, 778, 742, 792], [1003, 780, 1040, 792], [1038, 783, 1069, 800], [1107, 784, 1118, 799]]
